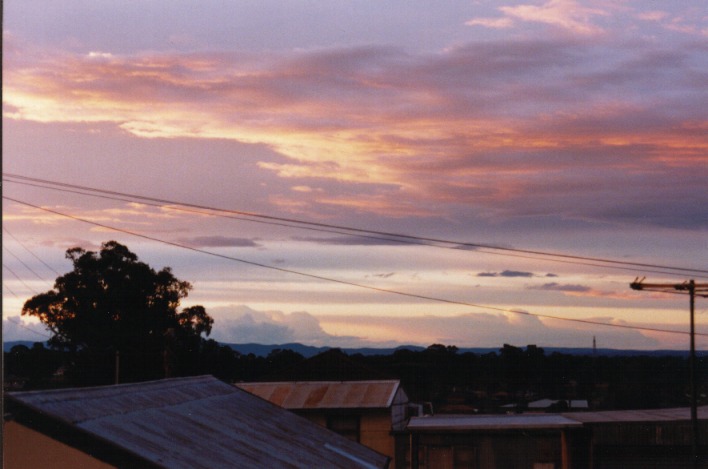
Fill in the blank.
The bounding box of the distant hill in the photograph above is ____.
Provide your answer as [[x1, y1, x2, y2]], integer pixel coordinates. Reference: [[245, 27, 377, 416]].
[[5, 339, 705, 358], [221, 342, 706, 358], [223, 342, 426, 358]]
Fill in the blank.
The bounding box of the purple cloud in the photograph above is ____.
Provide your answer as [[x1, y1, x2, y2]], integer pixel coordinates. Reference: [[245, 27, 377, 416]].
[[531, 282, 592, 293], [177, 236, 260, 248], [292, 236, 408, 246], [477, 270, 535, 278]]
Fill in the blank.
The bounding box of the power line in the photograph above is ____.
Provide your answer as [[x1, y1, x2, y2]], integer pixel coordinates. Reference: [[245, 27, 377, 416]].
[[3, 281, 21, 298], [4, 194, 706, 339], [3, 314, 52, 340], [2, 262, 39, 295], [3, 226, 61, 276], [3, 281, 53, 339], [4, 172, 707, 277], [3, 245, 48, 282], [5, 176, 699, 279]]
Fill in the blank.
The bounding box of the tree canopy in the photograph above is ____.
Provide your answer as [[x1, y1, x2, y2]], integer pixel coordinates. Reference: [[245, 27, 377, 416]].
[[22, 241, 213, 383]]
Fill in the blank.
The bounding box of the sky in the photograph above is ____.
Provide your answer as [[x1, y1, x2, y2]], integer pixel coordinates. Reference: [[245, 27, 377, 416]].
[[3, 0, 708, 350]]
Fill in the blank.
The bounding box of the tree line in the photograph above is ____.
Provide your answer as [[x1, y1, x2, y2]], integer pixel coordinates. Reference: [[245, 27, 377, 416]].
[[6, 338, 705, 412], [5, 241, 705, 412]]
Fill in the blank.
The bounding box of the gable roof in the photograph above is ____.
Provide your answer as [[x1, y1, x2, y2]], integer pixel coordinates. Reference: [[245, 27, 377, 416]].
[[237, 380, 404, 410], [6, 375, 390, 469]]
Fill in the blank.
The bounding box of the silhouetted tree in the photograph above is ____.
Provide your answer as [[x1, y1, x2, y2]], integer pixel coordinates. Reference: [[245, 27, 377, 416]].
[[21, 241, 213, 384]]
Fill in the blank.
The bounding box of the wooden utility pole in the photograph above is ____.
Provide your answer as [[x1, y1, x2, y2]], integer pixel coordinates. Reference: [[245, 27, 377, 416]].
[[630, 279, 708, 466], [115, 350, 120, 385]]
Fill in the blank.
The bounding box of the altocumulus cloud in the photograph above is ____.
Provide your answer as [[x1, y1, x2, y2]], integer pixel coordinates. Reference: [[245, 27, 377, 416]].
[[5, 31, 706, 230]]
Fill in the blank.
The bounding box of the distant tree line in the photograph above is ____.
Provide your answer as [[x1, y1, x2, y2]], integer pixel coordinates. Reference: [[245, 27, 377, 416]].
[[6, 240, 705, 412], [6, 341, 706, 412]]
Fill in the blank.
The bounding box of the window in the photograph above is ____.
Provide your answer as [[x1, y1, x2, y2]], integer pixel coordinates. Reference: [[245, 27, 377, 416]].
[[326, 415, 360, 442]]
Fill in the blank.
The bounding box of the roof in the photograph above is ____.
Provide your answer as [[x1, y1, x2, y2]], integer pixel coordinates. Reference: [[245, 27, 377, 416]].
[[407, 405, 708, 433], [7, 375, 390, 469], [528, 399, 556, 408], [527, 399, 589, 409], [407, 413, 582, 431], [236, 380, 403, 410], [564, 405, 708, 424]]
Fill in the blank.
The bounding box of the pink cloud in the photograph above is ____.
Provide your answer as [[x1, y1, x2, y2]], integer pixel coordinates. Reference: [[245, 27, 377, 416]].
[[499, 0, 608, 35], [465, 17, 514, 29], [4, 35, 707, 227]]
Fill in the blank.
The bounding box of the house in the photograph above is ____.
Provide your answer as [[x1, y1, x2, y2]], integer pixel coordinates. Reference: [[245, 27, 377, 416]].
[[407, 413, 581, 468], [564, 406, 708, 468], [4, 375, 390, 469], [406, 406, 708, 468], [501, 399, 590, 414], [527, 399, 589, 412], [237, 380, 411, 468]]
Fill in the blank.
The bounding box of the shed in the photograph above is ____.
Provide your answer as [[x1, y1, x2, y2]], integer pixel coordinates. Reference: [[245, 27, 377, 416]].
[[404, 406, 708, 468], [564, 406, 708, 468], [4, 375, 390, 469], [237, 380, 409, 468], [407, 413, 581, 469]]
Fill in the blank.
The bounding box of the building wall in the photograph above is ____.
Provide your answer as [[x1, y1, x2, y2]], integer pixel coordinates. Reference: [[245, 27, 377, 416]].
[[391, 388, 410, 431], [300, 413, 327, 428], [295, 410, 397, 467], [412, 431, 564, 469], [361, 412, 395, 461], [3, 421, 115, 469]]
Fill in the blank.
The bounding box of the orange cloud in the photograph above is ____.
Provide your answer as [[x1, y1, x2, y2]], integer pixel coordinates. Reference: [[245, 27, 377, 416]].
[[4, 37, 707, 222]]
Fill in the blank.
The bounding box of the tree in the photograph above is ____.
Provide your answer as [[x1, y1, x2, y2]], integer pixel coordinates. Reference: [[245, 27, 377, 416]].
[[22, 241, 213, 384]]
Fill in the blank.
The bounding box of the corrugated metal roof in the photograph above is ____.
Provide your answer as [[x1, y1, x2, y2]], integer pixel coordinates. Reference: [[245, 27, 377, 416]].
[[407, 414, 582, 431], [236, 380, 402, 410], [8, 375, 390, 469], [528, 399, 556, 408], [563, 405, 708, 424], [407, 406, 708, 432], [527, 399, 588, 409]]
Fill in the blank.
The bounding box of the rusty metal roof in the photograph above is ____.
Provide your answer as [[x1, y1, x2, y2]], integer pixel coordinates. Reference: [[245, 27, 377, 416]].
[[236, 380, 402, 410], [7, 375, 390, 469]]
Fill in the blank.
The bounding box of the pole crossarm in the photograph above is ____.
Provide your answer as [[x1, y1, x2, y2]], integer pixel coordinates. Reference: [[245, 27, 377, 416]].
[[629, 277, 704, 466], [631, 278, 708, 297]]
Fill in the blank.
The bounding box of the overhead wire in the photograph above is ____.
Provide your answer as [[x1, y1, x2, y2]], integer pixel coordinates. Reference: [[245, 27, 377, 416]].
[[3, 226, 61, 276], [2, 262, 40, 295], [4, 316, 52, 340], [2, 283, 52, 339], [4, 172, 707, 277], [4, 178, 701, 279], [4, 194, 706, 339], [3, 244, 48, 282]]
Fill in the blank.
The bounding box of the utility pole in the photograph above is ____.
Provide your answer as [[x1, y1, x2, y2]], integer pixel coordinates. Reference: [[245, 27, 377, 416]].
[[115, 350, 120, 385], [630, 278, 708, 466]]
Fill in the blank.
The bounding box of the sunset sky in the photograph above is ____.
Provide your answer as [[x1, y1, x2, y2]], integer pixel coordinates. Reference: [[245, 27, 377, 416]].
[[3, 0, 707, 350]]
